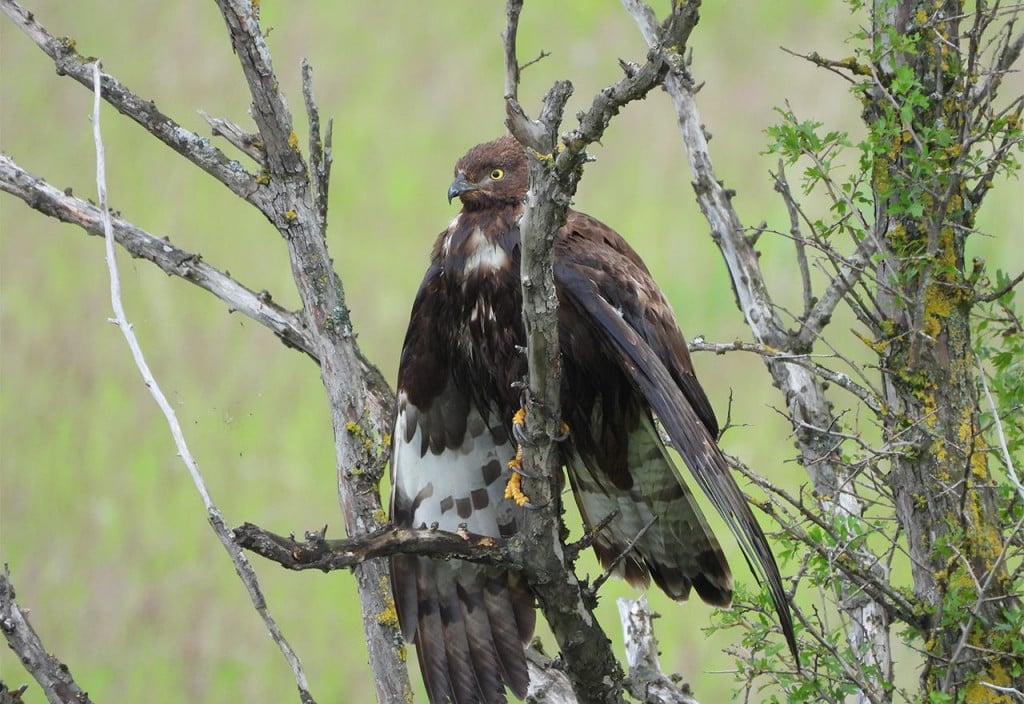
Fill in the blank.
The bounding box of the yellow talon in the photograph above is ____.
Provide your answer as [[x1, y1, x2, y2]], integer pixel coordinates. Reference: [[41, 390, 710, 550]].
[[512, 408, 526, 428], [504, 409, 570, 508], [504, 464, 530, 507], [507, 442, 523, 472], [507, 409, 531, 506]]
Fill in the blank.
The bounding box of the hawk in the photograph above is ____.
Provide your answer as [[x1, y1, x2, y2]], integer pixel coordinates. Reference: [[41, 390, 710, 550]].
[[390, 135, 796, 704]]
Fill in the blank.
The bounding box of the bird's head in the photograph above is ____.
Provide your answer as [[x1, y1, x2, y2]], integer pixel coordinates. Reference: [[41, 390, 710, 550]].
[[448, 135, 529, 211]]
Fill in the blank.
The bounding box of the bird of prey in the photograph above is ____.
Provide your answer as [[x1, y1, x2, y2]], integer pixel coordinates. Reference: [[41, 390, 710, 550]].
[[389, 135, 796, 704]]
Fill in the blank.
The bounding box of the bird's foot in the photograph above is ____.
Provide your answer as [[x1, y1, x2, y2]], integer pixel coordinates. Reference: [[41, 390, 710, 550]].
[[504, 456, 531, 507], [511, 407, 571, 445], [511, 407, 531, 446], [505, 408, 570, 509]]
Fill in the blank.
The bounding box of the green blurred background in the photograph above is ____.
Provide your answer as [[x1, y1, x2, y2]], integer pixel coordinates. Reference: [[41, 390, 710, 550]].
[[1, 2, 1020, 702]]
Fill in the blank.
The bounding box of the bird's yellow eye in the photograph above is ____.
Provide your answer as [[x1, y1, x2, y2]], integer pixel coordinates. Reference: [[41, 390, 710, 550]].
[[489, 168, 504, 180]]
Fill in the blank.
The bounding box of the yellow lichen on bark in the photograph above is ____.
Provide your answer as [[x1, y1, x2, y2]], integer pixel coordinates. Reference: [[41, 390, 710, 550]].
[[963, 662, 1013, 704]]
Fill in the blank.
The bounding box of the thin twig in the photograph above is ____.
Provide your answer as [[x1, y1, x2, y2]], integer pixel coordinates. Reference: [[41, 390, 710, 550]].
[[977, 268, 1024, 303], [90, 61, 316, 704], [588, 516, 657, 597], [688, 338, 885, 416], [772, 161, 815, 323], [978, 360, 1024, 502]]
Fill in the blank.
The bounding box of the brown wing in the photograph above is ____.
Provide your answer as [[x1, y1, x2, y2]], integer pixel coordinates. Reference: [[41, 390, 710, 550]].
[[390, 262, 535, 704], [554, 211, 798, 659]]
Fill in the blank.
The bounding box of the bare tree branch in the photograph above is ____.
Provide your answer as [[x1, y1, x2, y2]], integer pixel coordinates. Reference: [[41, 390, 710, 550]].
[[89, 61, 316, 704], [772, 161, 816, 321], [500, 4, 704, 700], [233, 523, 520, 572], [0, 571, 94, 704], [199, 110, 268, 165], [508, 77, 628, 704], [617, 597, 700, 704], [526, 650, 578, 704], [503, 0, 525, 100], [0, 0, 263, 207], [302, 59, 333, 235], [622, 0, 892, 697], [208, 3, 407, 701], [0, 154, 316, 359]]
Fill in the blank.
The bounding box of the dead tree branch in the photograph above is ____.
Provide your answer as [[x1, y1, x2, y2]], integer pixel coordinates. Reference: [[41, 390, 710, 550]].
[[623, 0, 890, 699], [0, 154, 316, 359], [89, 61, 315, 703], [0, 570, 94, 704], [500, 3, 703, 701], [209, 2, 406, 700], [233, 523, 520, 572], [0, 0, 261, 206], [617, 597, 700, 704]]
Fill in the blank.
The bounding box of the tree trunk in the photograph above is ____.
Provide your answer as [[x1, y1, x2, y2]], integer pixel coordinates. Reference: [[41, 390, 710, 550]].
[[870, 1, 1020, 697]]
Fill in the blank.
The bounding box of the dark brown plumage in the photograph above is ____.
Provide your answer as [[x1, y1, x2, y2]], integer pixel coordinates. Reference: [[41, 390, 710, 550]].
[[390, 135, 796, 704]]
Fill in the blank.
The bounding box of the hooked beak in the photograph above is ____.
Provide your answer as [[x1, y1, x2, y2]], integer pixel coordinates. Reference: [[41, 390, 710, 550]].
[[447, 173, 478, 204]]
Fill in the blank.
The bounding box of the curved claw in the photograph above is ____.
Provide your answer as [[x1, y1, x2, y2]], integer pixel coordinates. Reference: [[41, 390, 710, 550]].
[[512, 421, 532, 447], [506, 446, 537, 479], [511, 407, 532, 447], [512, 408, 570, 444]]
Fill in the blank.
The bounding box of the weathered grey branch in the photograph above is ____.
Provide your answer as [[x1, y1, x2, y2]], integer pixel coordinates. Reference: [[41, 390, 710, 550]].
[[502, 4, 706, 701], [623, 0, 891, 699], [509, 80, 628, 704], [0, 154, 316, 359], [0, 572, 94, 704], [503, 0, 524, 100], [526, 651, 578, 704], [617, 597, 699, 704], [0, 0, 263, 208], [199, 110, 267, 166], [89, 61, 315, 704], [210, 2, 407, 702], [301, 60, 333, 234]]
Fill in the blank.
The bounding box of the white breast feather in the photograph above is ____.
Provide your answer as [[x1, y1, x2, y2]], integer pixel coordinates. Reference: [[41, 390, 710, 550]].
[[462, 227, 509, 276]]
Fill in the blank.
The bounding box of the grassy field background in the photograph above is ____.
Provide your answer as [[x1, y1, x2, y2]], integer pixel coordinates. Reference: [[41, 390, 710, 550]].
[[2, 2, 1021, 702]]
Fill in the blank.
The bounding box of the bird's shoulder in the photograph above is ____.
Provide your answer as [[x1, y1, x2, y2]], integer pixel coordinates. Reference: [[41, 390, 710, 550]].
[[556, 210, 662, 304]]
